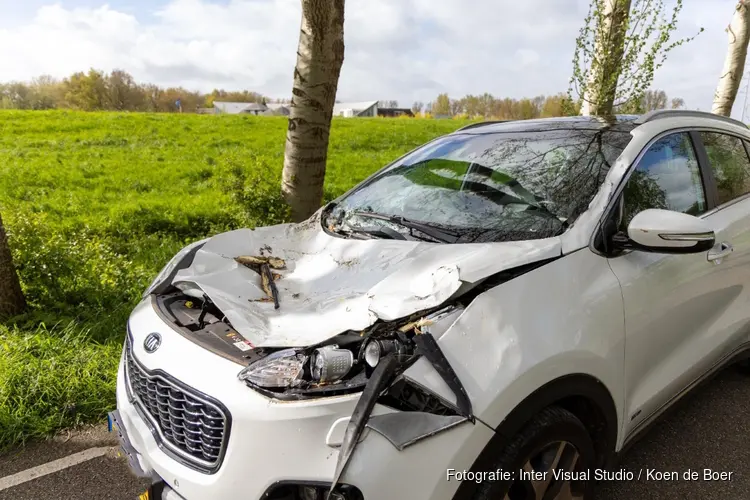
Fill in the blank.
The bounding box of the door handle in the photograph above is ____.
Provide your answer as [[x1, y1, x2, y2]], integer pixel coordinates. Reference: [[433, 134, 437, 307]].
[[707, 242, 733, 262]]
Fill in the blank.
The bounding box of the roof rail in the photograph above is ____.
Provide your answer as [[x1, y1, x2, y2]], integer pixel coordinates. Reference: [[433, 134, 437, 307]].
[[633, 109, 748, 128], [454, 120, 514, 132]]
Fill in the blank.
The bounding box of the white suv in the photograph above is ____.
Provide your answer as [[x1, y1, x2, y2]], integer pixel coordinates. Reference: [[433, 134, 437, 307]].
[[110, 110, 750, 500]]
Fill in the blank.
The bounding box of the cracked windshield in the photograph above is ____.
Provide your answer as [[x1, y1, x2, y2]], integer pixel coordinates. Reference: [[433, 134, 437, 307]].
[[330, 128, 633, 243]]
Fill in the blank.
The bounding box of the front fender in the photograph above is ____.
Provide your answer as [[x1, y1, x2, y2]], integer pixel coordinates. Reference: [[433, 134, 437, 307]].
[[406, 248, 626, 446]]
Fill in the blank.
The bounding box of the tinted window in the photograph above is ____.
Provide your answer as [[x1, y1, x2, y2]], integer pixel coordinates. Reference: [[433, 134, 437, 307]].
[[700, 132, 750, 205], [331, 129, 632, 242], [622, 133, 706, 228]]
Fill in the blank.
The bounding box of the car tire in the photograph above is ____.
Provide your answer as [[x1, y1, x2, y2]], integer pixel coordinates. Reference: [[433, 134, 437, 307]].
[[735, 359, 750, 374], [472, 405, 596, 500]]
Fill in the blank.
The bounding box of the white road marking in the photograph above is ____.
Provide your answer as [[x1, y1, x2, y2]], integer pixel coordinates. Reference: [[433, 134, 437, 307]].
[[0, 446, 114, 491]]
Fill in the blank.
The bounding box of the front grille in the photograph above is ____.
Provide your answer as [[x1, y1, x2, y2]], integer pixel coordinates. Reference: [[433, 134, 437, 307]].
[[124, 335, 230, 473]]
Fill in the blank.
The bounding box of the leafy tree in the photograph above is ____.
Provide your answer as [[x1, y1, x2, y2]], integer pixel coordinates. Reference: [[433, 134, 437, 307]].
[[140, 83, 162, 112], [63, 69, 108, 111], [617, 89, 683, 113], [431, 93, 582, 120], [449, 98, 463, 116], [641, 89, 668, 111], [106, 70, 143, 111], [205, 89, 266, 107], [432, 93, 451, 116], [0, 83, 33, 109], [0, 71, 272, 113], [541, 93, 580, 117], [570, 0, 702, 117], [281, 0, 346, 222], [28, 76, 62, 110], [516, 98, 539, 119]]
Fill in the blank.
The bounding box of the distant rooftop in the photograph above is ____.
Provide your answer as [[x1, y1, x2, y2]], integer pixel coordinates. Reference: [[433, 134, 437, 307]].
[[213, 101, 267, 114], [333, 101, 378, 115]]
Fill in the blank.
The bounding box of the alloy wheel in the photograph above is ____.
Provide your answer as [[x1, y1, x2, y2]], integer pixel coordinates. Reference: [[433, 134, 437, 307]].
[[503, 440, 584, 500]]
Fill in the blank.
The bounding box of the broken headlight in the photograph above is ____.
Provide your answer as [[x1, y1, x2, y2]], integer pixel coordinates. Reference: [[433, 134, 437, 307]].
[[362, 338, 408, 368], [238, 349, 308, 388], [310, 345, 355, 383], [237, 305, 463, 397]]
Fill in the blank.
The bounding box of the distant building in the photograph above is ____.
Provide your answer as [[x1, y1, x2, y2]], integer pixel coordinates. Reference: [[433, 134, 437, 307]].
[[263, 102, 290, 116], [208, 101, 290, 116], [332, 101, 378, 117], [207, 100, 381, 117], [377, 107, 414, 118], [212, 101, 268, 115]]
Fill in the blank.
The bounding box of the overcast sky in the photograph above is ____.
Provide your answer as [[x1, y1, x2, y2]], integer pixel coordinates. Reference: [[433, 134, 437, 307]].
[[0, 0, 745, 117]]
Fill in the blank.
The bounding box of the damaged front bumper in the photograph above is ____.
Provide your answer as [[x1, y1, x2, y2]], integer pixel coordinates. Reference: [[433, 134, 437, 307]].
[[327, 332, 475, 499], [115, 299, 494, 500], [108, 409, 186, 500], [108, 409, 154, 479]]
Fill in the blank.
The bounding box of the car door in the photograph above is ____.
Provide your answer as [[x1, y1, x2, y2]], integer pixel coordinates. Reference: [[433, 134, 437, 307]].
[[693, 129, 750, 353], [606, 130, 750, 441]]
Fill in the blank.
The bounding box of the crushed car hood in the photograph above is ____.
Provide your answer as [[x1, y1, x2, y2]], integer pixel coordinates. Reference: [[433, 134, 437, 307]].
[[171, 216, 561, 347]]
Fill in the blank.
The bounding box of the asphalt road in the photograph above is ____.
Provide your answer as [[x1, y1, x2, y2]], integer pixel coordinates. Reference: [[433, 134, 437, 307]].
[[2, 367, 750, 500]]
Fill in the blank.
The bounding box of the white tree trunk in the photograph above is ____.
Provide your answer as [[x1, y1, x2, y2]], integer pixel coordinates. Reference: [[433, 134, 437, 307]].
[[713, 0, 750, 117], [281, 0, 345, 222], [581, 0, 632, 117]]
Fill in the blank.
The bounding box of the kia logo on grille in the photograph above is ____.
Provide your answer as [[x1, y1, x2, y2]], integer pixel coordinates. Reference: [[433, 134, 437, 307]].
[[143, 333, 162, 353]]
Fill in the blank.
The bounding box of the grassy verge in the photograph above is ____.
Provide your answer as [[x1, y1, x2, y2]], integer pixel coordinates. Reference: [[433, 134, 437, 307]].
[[0, 110, 471, 450], [0, 323, 121, 448]]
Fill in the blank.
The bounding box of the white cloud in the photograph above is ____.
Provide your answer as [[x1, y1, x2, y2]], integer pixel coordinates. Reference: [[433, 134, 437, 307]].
[[516, 49, 540, 67], [0, 0, 742, 116]]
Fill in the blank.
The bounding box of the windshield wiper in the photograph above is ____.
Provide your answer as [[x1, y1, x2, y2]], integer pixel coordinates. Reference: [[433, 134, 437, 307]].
[[348, 211, 460, 243], [344, 226, 408, 241]]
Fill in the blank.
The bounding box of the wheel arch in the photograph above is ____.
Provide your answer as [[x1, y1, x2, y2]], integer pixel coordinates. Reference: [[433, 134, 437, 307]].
[[452, 373, 618, 500]]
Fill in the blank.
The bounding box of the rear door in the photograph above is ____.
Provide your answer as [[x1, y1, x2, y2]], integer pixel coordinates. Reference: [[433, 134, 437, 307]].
[[694, 129, 750, 344]]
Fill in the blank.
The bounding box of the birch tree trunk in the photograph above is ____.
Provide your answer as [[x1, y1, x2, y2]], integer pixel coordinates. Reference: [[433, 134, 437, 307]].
[[581, 0, 632, 117], [0, 213, 25, 317], [713, 0, 750, 117], [281, 0, 345, 222]]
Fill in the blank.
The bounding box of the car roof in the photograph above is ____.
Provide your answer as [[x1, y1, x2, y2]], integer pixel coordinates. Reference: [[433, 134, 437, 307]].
[[452, 110, 749, 136], [453, 115, 640, 135]]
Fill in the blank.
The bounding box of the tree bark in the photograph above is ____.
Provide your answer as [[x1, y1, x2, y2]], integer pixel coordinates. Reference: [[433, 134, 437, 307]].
[[281, 0, 345, 222], [581, 0, 632, 117], [713, 0, 750, 117], [0, 213, 26, 317]]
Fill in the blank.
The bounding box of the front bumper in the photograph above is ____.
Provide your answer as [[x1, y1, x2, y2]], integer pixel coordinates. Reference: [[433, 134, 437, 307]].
[[108, 409, 153, 479], [115, 298, 493, 500]]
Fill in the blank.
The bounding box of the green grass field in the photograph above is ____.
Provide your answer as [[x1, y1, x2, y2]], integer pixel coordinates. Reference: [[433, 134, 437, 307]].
[[0, 110, 471, 450]]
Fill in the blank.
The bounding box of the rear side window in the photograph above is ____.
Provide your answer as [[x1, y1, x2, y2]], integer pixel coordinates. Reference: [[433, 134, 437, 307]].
[[699, 132, 750, 205], [621, 132, 706, 229]]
